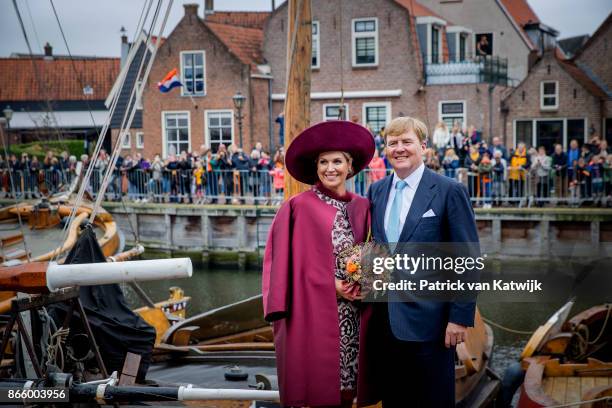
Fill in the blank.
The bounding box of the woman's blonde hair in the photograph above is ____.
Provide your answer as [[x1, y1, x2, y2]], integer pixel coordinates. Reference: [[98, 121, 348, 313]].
[[385, 116, 428, 142]]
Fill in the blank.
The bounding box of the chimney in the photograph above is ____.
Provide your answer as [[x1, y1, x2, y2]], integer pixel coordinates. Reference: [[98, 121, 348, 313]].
[[43, 42, 53, 59], [271, 0, 275, 11], [120, 27, 130, 67], [184, 3, 199, 17], [204, 0, 214, 17]]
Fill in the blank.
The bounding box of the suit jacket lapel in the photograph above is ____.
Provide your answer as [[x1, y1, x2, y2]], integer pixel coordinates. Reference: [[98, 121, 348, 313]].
[[398, 168, 437, 243], [376, 175, 394, 243]]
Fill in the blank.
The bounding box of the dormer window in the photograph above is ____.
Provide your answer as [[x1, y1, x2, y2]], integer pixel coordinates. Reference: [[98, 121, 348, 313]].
[[416, 16, 447, 64], [446, 26, 472, 62]]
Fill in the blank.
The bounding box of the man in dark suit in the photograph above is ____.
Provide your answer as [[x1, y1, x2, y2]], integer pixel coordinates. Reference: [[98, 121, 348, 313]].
[[367, 116, 479, 407]]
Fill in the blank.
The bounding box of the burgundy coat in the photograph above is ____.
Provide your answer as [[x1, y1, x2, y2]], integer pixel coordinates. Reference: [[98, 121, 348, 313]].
[[262, 189, 381, 407]]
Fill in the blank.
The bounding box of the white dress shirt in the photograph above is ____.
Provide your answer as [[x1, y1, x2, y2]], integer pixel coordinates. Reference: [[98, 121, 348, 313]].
[[384, 163, 425, 234]]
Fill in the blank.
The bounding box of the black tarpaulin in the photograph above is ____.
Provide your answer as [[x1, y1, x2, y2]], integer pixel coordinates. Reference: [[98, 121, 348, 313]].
[[49, 226, 156, 381]]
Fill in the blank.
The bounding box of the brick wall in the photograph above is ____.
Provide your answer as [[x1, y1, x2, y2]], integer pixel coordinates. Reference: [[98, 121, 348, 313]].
[[503, 51, 602, 148], [575, 19, 612, 93], [134, 4, 268, 158]]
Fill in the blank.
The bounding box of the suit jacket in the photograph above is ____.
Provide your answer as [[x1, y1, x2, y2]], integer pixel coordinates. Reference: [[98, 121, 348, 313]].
[[367, 167, 479, 341]]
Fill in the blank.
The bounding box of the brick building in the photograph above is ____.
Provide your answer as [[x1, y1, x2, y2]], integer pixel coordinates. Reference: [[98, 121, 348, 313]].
[[502, 13, 611, 151], [131, 4, 272, 159], [0, 44, 118, 150]]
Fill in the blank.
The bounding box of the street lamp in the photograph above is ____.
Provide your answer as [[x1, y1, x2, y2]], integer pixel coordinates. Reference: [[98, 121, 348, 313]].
[[3, 105, 13, 154], [232, 91, 246, 148]]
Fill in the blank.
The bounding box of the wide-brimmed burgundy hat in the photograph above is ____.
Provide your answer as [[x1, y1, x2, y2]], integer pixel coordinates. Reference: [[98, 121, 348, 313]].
[[285, 120, 375, 185]]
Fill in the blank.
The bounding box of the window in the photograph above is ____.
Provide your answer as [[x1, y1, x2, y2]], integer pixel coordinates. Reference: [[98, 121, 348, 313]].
[[431, 26, 440, 63], [205, 110, 233, 152], [567, 119, 586, 143], [136, 132, 144, 149], [363, 102, 391, 134], [121, 132, 131, 149], [312, 21, 320, 69], [352, 18, 378, 67], [163, 112, 190, 157], [536, 120, 563, 153], [323, 104, 349, 121], [540, 81, 558, 110], [136, 80, 143, 110], [180, 51, 206, 96], [459, 33, 467, 62], [515, 120, 533, 147], [439, 101, 465, 129], [475, 33, 493, 57]]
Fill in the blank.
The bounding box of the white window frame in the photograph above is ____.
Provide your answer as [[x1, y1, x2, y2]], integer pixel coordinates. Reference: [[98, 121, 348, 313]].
[[447, 26, 472, 62], [540, 80, 559, 110], [438, 100, 466, 129], [351, 17, 379, 67], [416, 17, 447, 64], [121, 131, 131, 149], [312, 20, 320, 69], [362, 102, 391, 133], [180, 50, 206, 97], [322, 103, 349, 121], [161, 110, 191, 158], [136, 131, 144, 149], [204, 109, 235, 148]]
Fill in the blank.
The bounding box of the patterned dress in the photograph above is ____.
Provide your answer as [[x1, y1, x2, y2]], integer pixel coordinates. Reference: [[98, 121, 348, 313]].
[[313, 186, 360, 391]]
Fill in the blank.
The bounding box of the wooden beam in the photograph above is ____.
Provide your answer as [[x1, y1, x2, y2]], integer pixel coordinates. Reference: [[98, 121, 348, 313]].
[[284, 0, 312, 199]]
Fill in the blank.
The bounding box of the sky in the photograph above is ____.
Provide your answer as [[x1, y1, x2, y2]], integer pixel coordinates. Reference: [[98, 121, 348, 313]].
[[0, 0, 610, 58]]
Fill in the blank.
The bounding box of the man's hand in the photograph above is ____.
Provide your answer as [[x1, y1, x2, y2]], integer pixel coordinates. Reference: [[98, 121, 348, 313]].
[[445, 322, 468, 348]]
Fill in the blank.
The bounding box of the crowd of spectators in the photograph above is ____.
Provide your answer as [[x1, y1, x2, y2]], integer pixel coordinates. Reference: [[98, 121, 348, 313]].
[[1, 121, 611, 207]]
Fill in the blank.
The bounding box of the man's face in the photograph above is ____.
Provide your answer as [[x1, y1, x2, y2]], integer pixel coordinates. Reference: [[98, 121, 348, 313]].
[[385, 130, 425, 178]]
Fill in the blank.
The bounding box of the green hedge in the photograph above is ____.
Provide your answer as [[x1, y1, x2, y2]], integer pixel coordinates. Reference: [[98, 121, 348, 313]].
[[9, 140, 85, 159]]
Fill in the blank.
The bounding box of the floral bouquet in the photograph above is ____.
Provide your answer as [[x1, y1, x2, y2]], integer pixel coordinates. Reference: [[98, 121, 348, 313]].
[[336, 241, 392, 299]]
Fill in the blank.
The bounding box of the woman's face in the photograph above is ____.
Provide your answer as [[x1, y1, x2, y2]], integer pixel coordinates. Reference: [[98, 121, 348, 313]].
[[317, 151, 351, 191]]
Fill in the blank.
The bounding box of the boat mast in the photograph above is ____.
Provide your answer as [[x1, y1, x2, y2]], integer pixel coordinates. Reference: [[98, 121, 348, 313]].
[[284, 0, 312, 199]]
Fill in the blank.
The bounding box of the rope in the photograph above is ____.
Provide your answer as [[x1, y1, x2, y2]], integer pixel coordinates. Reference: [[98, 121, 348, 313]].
[[588, 303, 611, 345], [544, 396, 611, 408], [89, 0, 173, 224], [481, 316, 534, 335]]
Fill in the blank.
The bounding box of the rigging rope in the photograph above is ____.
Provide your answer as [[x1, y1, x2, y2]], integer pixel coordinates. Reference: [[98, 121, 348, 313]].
[[337, 0, 345, 120], [481, 316, 534, 335]]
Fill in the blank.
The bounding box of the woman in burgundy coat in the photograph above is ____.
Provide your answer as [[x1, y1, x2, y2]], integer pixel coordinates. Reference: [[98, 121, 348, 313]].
[[262, 121, 380, 407]]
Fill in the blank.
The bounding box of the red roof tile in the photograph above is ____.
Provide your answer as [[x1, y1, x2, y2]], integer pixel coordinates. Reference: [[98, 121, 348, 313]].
[[499, 0, 539, 27], [205, 11, 270, 29], [0, 58, 120, 101], [395, 0, 447, 21], [204, 21, 265, 69]]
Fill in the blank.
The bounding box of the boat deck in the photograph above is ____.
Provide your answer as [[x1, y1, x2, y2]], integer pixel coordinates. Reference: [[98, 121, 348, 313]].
[[543, 376, 611, 404]]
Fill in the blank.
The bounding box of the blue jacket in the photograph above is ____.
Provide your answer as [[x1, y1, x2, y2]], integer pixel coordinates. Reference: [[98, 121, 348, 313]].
[[367, 167, 479, 341]]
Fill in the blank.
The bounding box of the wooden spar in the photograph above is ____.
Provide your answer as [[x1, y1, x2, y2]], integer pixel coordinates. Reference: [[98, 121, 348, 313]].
[[0, 262, 49, 293], [283, 0, 312, 199]]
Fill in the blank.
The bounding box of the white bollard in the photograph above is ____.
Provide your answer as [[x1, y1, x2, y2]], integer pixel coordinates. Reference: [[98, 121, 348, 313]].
[[177, 387, 280, 401], [46, 258, 192, 292]]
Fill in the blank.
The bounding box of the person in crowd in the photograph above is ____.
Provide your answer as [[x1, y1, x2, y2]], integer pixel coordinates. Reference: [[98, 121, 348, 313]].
[[478, 151, 493, 207], [567, 139, 580, 181], [597, 140, 609, 158], [580, 143, 593, 163], [590, 155, 605, 201], [424, 148, 441, 172], [441, 148, 460, 179], [491, 150, 506, 206], [193, 160, 205, 204], [249, 150, 262, 198], [368, 148, 387, 183], [489, 136, 508, 160], [450, 122, 464, 157], [149, 154, 165, 202], [232, 147, 251, 199], [508, 143, 529, 199], [551, 144, 568, 198], [575, 157, 591, 199], [217, 149, 234, 199], [464, 144, 481, 197], [604, 155, 612, 201], [531, 146, 552, 206], [178, 151, 192, 203], [258, 151, 273, 204], [432, 122, 450, 156], [269, 156, 285, 204]]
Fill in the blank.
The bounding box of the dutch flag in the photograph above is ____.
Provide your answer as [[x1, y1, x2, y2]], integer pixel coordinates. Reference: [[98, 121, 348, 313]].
[[157, 68, 182, 93]]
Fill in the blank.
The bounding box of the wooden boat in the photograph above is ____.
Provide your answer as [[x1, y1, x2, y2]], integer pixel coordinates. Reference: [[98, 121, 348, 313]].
[[517, 303, 612, 407], [151, 295, 500, 407]]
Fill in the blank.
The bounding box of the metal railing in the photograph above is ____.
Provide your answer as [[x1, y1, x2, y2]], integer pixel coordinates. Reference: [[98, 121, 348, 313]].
[[0, 167, 610, 208], [423, 53, 508, 86]]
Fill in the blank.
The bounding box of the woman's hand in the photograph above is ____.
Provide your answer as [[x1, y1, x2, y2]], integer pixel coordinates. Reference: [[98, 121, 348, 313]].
[[335, 279, 364, 302]]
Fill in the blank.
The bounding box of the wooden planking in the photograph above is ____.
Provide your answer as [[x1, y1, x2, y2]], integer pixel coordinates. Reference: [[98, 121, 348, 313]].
[[595, 376, 609, 387], [543, 377, 554, 396], [581, 376, 596, 393], [565, 377, 581, 404], [551, 377, 567, 404]]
